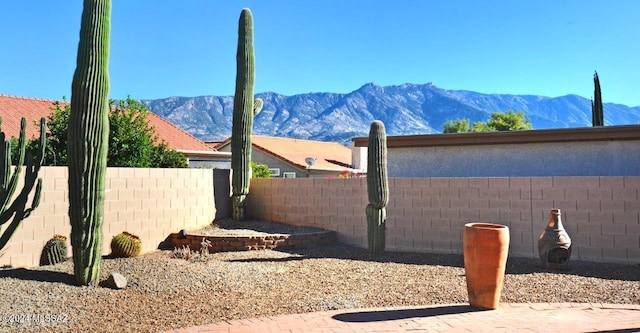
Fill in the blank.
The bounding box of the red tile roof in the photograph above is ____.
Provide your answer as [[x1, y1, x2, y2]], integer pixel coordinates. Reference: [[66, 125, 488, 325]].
[[215, 135, 354, 171], [0, 95, 213, 152]]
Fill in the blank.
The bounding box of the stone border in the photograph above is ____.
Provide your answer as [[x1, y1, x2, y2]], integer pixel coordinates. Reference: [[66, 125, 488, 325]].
[[169, 230, 337, 253]]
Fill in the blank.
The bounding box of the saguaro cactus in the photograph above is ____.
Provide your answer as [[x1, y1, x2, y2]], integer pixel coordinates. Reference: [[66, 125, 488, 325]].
[[366, 120, 388, 253], [68, 0, 111, 286], [591, 71, 604, 127], [0, 117, 46, 252], [231, 8, 259, 221]]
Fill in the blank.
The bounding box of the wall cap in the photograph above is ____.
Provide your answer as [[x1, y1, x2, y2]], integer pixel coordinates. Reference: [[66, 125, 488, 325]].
[[352, 125, 640, 148]]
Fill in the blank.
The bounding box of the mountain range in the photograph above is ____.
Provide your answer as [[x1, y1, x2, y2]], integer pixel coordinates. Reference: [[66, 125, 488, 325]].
[[142, 82, 640, 145]]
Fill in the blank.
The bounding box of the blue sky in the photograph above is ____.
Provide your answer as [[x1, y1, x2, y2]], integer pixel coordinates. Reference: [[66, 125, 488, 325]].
[[1, 1, 639, 106]]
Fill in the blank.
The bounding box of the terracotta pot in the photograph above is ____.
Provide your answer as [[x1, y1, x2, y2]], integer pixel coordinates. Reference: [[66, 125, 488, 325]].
[[463, 222, 510, 310]]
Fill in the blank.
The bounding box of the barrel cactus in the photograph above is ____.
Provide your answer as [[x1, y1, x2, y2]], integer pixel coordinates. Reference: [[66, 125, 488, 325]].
[[68, 0, 111, 285], [0, 116, 46, 252], [110, 232, 142, 258], [366, 120, 388, 253], [39, 235, 68, 266], [231, 8, 258, 221]]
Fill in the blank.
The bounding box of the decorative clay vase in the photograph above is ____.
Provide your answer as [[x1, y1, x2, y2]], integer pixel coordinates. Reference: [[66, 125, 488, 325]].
[[537, 209, 572, 269], [463, 222, 510, 310]]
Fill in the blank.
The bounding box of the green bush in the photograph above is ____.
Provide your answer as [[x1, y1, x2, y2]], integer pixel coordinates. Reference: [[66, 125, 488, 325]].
[[442, 110, 532, 133], [19, 96, 188, 168], [251, 162, 272, 178]]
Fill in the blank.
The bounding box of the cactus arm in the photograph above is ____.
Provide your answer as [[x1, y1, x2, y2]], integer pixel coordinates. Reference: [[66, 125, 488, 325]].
[[253, 98, 263, 115], [36, 117, 46, 167], [0, 136, 7, 189], [0, 195, 29, 250], [0, 171, 39, 224], [0, 141, 9, 208], [0, 115, 46, 252], [0, 154, 43, 226], [0, 118, 45, 225], [0, 214, 22, 251], [22, 179, 42, 219], [0, 173, 34, 250], [0, 118, 28, 215], [592, 71, 604, 126]]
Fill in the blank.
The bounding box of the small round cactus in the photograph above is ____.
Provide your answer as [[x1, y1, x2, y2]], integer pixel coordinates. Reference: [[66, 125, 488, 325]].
[[39, 234, 68, 266], [110, 232, 142, 258]]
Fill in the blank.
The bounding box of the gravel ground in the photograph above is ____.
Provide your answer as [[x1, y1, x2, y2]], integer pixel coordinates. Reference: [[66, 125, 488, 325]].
[[0, 221, 638, 333]]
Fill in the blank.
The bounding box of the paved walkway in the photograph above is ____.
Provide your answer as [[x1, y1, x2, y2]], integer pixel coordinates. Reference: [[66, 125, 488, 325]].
[[163, 303, 639, 333]]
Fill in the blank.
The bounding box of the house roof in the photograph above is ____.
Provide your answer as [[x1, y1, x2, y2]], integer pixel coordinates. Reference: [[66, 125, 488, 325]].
[[0, 95, 213, 152], [214, 135, 354, 171]]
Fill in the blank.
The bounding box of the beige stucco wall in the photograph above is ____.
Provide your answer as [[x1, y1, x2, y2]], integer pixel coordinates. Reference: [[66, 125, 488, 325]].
[[248, 177, 640, 265], [6, 168, 636, 267], [1, 167, 215, 268], [388, 140, 640, 177]]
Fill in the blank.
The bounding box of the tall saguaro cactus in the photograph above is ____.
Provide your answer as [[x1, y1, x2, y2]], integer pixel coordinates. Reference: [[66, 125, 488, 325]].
[[591, 71, 604, 127], [231, 8, 261, 221], [68, 0, 111, 286], [0, 117, 46, 252], [366, 121, 388, 253]]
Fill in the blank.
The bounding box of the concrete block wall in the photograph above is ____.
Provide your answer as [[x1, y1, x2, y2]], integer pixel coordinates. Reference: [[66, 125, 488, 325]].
[[248, 177, 640, 265], [1, 167, 215, 268]]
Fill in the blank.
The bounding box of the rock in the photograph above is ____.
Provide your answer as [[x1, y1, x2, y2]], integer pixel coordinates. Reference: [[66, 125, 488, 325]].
[[103, 272, 127, 289], [179, 229, 188, 239]]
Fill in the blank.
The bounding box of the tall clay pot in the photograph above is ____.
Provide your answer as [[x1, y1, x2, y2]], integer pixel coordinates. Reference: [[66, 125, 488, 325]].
[[463, 223, 510, 310]]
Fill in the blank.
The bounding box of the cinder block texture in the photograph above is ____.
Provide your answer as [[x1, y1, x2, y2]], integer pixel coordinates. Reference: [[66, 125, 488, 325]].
[[248, 176, 640, 265], [1, 167, 215, 268]]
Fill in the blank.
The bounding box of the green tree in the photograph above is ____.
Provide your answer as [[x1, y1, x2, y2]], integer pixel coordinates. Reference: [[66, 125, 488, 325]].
[[484, 110, 532, 131], [152, 142, 188, 168], [442, 119, 470, 133], [107, 97, 156, 167], [26, 96, 187, 168], [442, 110, 532, 133], [469, 121, 491, 132], [8, 100, 71, 166], [42, 100, 70, 165], [250, 161, 272, 178]]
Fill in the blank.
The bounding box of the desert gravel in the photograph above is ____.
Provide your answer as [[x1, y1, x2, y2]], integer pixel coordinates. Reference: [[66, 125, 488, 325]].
[[0, 220, 638, 333]]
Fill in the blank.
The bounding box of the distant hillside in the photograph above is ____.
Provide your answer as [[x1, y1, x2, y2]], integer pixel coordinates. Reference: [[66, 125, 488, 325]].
[[142, 82, 640, 144]]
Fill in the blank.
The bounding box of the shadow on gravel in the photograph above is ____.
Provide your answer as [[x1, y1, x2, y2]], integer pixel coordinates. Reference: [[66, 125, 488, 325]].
[[228, 244, 640, 282], [505, 257, 640, 281], [228, 244, 466, 268], [0, 268, 76, 285], [332, 304, 480, 322], [205, 220, 640, 281], [212, 218, 327, 234], [584, 329, 640, 333]]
